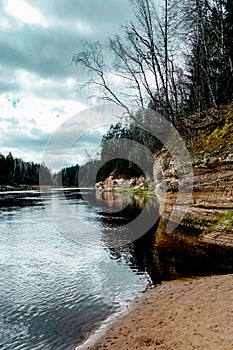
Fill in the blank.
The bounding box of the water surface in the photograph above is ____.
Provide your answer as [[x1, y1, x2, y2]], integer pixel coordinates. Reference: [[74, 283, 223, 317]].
[[0, 189, 152, 350], [1, 188, 233, 350]]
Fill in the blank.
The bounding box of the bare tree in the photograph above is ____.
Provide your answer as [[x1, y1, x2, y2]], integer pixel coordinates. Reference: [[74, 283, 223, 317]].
[[72, 0, 233, 134], [73, 0, 184, 129]]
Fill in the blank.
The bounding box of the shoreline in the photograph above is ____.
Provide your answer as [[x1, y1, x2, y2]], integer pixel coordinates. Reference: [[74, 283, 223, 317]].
[[78, 274, 233, 350], [74, 282, 152, 350], [74, 302, 132, 350], [0, 185, 41, 192], [0, 186, 94, 193]]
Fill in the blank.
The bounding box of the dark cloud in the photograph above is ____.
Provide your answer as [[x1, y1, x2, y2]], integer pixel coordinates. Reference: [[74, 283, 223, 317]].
[[0, 66, 21, 94], [0, 0, 132, 163], [2, 124, 49, 150], [34, 0, 133, 31], [0, 80, 20, 93], [0, 27, 79, 80], [0, 0, 133, 83]]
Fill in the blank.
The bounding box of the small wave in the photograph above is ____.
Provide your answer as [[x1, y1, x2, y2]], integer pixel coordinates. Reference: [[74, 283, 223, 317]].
[[74, 292, 142, 350]]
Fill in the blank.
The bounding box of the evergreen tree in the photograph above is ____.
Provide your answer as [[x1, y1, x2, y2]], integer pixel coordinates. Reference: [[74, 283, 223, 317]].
[[5, 152, 14, 184], [185, 0, 233, 113], [0, 152, 52, 187], [0, 154, 6, 185], [224, 0, 233, 101]]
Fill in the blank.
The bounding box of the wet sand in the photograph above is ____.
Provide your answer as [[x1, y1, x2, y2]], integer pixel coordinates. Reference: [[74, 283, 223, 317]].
[[85, 274, 233, 350]]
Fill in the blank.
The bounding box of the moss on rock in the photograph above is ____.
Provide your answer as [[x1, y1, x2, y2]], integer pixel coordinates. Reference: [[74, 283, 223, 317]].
[[188, 102, 233, 156]]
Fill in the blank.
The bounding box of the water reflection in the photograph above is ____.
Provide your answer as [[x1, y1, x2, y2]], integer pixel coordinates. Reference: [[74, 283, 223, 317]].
[[0, 191, 43, 208], [88, 190, 159, 247], [0, 189, 151, 350], [95, 189, 157, 213], [6, 188, 233, 285], [83, 189, 233, 285], [2, 188, 233, 350]]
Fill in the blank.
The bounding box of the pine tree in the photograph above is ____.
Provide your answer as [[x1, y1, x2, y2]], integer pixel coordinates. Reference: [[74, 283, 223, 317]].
[[224, 0, 233, 101]]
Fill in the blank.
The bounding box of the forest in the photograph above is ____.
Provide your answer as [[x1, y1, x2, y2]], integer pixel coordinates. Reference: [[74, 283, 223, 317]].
[[0, 0, 232, 187], [0, 152, 52, 187], [73, 0, 233, 124], [69, 0, 233, 186]]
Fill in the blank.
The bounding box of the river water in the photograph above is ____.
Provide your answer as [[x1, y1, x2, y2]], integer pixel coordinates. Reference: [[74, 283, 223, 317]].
[[1, 188, 233, 350], [0, 189, 156, 350]]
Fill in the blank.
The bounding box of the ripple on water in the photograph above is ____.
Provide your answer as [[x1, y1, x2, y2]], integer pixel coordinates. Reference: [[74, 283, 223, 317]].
[[0, 189, 151, 350]]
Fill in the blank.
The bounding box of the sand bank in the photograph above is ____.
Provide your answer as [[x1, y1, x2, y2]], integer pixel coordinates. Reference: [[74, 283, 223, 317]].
[[84, 274, 233, 350]]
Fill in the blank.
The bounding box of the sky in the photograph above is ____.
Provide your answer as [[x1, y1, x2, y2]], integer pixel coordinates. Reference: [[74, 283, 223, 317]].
[[0, 0, 133, 168]]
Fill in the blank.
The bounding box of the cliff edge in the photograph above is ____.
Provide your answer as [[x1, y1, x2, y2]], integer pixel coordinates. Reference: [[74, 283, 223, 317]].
[[154, 103, 233, 246]]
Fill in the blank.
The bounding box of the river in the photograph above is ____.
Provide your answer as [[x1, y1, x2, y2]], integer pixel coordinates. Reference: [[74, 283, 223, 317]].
[[1, 188, 233, 350], [0, 189, 155, 350]]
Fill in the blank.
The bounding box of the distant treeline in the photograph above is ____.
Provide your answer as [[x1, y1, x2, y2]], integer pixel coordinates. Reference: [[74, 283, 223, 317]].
[[0, 121, 156, 188], [0, 152, 51, 186], [0, 152, 82, 188], [54, 165, 80, 187], [58, 120, 158, 187]]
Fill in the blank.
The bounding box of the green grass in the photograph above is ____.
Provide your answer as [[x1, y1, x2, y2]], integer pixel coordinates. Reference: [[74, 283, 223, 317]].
[[205, 210, 233, 234], [112, 187, 156, 199], [224, 211, 233, 232]]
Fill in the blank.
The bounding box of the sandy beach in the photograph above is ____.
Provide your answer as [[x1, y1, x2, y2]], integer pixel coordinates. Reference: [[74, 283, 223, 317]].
[[84, 274, 233, 350]]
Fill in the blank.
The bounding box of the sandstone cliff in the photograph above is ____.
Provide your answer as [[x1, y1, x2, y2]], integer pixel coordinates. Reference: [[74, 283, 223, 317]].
[[154, 103, 233, 247], [95, 174, 151, 191]]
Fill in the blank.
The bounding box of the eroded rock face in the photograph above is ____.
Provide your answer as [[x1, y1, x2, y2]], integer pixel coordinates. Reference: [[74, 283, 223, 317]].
[[95, 175, 150, 191], [153, 148, 233, 246]]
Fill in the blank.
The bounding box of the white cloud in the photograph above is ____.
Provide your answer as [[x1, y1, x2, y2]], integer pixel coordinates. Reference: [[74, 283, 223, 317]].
[[4, 0, 48, 27], [0, 93, 122, 168], [0, 93, 87, 131], [74, 20, 93, 34], [39, 104, 122, 170], [0, 0, 133, 166]]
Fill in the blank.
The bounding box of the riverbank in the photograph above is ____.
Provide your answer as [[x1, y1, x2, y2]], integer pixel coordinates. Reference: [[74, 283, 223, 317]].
[[83, 273, 233, 350], [0, 185, 40, 191]]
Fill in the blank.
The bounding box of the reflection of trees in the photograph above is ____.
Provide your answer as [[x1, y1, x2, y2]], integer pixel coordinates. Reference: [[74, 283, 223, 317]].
[[100, 198, 233, 284], [0, 192, 43, 208], [97, 193, 161, 276], [79, 190, 233, 284], [133, 221, 233, 284]]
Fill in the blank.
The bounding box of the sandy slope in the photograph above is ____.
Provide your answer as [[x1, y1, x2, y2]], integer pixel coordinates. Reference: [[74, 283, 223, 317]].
[[85, 274, 233, 350]]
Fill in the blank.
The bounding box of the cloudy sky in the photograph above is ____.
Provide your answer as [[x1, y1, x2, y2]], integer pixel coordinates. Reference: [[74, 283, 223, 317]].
[[0, 0, 133, 168]]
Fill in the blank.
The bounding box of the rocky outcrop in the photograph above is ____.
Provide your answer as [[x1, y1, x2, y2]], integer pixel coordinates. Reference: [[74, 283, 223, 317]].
[[95, 175, 151, 191], [153, 148, 233, 246]]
